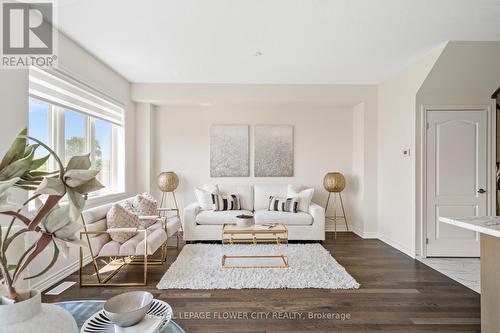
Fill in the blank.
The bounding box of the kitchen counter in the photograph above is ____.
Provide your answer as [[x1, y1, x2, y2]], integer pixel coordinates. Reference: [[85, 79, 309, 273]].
[[439, 216, 500, 333]]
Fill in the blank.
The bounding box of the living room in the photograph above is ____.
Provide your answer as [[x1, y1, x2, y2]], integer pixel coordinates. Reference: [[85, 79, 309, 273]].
[[0, 1, 499, 333]]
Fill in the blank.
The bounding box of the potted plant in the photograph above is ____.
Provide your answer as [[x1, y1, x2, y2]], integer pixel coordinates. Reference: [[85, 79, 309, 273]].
[[0, 128, 104, 332]]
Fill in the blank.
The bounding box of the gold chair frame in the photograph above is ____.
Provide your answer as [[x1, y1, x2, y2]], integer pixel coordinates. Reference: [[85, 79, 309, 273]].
[[79, 215, 169, 287]]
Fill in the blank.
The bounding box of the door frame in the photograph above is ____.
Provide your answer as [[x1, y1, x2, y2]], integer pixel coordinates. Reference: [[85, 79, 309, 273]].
[[418, 104, 496, 258]]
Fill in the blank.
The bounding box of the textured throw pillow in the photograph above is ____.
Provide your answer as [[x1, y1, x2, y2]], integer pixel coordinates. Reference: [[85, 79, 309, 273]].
[[212, 194, 241, 211], [106, 204, 140, 243], [121, 199, 136, 212], [268, 196, 299, 213], [133, 193, 158, 228], [195, 184, 219, 210], [287, 185, 314, 212], [133, 193, 158, 215]]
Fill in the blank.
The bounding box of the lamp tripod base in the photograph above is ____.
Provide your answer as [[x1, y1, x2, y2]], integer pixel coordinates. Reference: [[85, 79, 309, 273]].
[[159, 191, 182, 248], [324, 192, 349, 239]]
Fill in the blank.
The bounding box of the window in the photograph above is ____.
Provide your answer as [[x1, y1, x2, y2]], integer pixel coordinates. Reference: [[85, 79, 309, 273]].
[[64, 109, 87, 165], [94, 118, 113, 188], [28, 68, 125, 197], [28, 98, 50, 170]]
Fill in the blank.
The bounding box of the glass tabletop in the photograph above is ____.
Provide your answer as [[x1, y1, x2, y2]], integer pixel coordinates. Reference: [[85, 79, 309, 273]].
[[55, 300, 185, 333]]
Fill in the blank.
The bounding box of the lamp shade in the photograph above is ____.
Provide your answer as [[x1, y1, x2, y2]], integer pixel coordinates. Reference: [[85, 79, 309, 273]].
[[157, 172, 179, 192], [323, 172, 345, 193]]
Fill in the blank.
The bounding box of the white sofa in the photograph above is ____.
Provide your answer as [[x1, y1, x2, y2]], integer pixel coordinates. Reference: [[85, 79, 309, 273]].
[[183, 185, 325, 241]]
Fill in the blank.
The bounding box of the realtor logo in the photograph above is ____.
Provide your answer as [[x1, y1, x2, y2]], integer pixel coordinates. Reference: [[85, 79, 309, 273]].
[[1, 1, 57, 68]]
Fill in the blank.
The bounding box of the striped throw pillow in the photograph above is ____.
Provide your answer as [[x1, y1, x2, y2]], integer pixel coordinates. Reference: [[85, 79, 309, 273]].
[[212, 194, 241, 211], [268, 196, 299, 213]]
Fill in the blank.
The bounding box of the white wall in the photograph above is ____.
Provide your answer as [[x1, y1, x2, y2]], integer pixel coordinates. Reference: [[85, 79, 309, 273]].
[[415, 41, 500, 256], [377, 44, 446, 258], [0, 31, 137, 291], [351, 103, 365, 235], [133, 84, 378, 235], [154, 104, 355, 231], [132, 83, 379, 235], [0, 70, 30, 289], [135, 103, 156, 193]]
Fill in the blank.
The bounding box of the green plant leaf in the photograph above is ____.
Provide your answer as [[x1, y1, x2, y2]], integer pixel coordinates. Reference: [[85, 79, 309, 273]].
[[66, 189, 85, 222], [21, 175, 44, 182], [16, 179, 42, 185], [29, 154, 50, 171], [73, 178, 104, 194], [24, 240, 59, 280], [14, 233, 52, 282], [64, 169, 100, 187], [0, 147, 35, 181], [22, 172, 57, 182], [0, 128, 27, 171], [7, 264, 16, 271], [66, 153, 91, 170], [34, 177, 65, 196], [23, 144, 39, 158], [16, 185, 38, 191], [0, 177, 22, 212]]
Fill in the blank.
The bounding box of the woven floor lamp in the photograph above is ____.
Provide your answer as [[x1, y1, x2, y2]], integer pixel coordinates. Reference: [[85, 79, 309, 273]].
[[323, 172, 348, 239], [157, 171, 180, 219]]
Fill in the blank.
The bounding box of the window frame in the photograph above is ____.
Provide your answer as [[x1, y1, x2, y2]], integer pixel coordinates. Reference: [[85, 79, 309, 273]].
[[28, 96, 125, 200]]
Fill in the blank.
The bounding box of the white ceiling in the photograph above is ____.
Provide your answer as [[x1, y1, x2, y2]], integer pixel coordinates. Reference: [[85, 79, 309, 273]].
[[57, 0, 500, 84]]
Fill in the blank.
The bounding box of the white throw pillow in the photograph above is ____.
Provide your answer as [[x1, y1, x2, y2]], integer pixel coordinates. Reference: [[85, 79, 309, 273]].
[[287, 185, 314, 212], [195, 184, 219, 210]]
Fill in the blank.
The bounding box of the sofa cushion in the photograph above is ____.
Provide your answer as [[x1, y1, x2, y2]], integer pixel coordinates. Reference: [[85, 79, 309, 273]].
[[287, 185, 314, 212], [195, 184, 219, 210], [218, 185, 253, 211], [98, 239, 121, 257], [254, 209, 313, 225], [98, 223, 168, 257], [82, 202, 114, 225], [119, 223, 166, 256], [196, 210, 253, 225], [254, 185, 288, 210]]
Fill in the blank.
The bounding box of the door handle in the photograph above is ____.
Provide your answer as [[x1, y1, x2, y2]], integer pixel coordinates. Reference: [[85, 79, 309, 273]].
[[478, 189, 486, 194]]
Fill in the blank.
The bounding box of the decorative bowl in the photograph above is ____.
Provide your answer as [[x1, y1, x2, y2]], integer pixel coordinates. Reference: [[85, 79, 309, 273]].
[[236, 214, 254, 227], [103, 291, 154, 327]]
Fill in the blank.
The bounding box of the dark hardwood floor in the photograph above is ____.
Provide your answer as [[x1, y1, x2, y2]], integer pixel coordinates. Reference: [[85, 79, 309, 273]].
[[43, 233, 481, 333]]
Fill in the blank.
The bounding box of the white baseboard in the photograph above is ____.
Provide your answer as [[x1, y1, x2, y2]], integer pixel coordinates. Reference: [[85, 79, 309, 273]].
[[31, 255, 92, 292], [377, 233, 416, 258], [350, 225, 379, 239], [325, 224, 350, 232], [326, 224, 378, 239], [331, 226, 415, 257]]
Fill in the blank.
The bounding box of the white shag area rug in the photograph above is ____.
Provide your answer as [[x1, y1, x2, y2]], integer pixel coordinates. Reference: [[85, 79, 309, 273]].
[[157, 243, 359, 289]]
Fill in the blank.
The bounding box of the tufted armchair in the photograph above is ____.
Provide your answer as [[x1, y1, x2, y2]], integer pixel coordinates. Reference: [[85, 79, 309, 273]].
[[79, 195, 181, 286]]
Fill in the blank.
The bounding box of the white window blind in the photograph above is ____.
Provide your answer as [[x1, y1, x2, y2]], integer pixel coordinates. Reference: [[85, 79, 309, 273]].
[[29, 67, 124, 126]]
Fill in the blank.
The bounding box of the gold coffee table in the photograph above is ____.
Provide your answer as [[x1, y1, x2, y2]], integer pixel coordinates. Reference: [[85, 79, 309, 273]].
[[221, 224, 288, 269]]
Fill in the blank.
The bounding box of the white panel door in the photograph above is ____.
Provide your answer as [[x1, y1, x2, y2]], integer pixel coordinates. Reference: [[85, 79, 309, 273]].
[[426, 110, 487, 257]]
